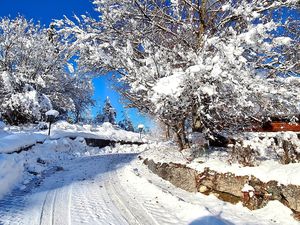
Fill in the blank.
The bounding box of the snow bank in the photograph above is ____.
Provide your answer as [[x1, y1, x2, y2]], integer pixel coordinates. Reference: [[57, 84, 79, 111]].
[[0, 154, 24, 199], [0, 133, 47, 153], [0, 136, 93, 200], [50, 121, 147, 142], [140, 142, 300, 186], [189, 159, 300, 186]]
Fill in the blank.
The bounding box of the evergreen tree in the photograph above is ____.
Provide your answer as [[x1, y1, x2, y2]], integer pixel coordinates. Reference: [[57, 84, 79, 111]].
[[118, 111, 134, 132], [95, 97, 116, 124]]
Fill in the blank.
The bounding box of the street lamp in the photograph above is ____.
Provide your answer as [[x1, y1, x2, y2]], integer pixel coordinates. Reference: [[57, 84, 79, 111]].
[[45, 110, 59, 136], [138, 124, 144, 139]]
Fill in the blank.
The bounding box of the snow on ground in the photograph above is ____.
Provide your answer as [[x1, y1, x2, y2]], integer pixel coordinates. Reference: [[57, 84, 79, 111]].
[[1, 140, 298, 225], [0, 125, 299, 225], [107, 144, 299, 225], [49, 121, 148, 142], [0, 120, 148, 199], [141, 135, 300, 186]]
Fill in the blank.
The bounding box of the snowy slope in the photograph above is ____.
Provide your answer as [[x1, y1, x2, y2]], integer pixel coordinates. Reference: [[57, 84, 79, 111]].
[[0, 133, 47, 153], [0, 154, 23, 199]]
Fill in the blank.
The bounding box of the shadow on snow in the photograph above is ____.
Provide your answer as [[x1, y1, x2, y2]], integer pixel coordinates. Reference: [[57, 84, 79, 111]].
[[0, 153, 138, 222], [189, 215, 235, 225]]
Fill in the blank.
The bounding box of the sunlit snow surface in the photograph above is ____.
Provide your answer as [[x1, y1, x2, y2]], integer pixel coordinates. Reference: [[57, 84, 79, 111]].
[[0, 122, 299, 225]]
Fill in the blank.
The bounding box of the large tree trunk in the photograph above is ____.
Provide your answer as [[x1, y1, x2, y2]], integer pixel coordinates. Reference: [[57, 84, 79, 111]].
[[174, 119, 190, 150], [165, 124, 170, 139]]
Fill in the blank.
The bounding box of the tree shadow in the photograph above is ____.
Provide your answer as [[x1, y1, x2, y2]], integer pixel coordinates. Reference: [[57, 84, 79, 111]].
[[0, 153, 138, 222], [189, 216, 235, 225]]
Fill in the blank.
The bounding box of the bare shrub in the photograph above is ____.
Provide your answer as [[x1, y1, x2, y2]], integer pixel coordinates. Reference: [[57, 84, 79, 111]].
[[228, 141, 260, 167]]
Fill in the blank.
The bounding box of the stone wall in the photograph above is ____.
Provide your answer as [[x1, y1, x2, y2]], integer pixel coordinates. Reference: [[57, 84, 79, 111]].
[[143, 159, 300, 219]]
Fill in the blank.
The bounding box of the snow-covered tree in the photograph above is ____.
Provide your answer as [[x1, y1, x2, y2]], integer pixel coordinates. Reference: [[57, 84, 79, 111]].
[[95, 97, 117, 124], [0, 16, 94, 124], [118, 111, 134, 132], [68, 74, 95, 123], [57, 1, 300, 148]]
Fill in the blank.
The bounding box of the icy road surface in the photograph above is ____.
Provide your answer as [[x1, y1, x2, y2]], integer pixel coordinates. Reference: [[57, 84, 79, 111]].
[[0, 151, 297, 225]]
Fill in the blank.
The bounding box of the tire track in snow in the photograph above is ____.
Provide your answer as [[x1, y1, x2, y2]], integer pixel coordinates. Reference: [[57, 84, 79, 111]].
[[0, 191, 28, 225], [71, 181, 103, 224], [105, 154, 160, 225], [110, 171, 180, 224], [52, 185, 71, 225], [0, 153, 183, 225], [0, 177, 47, 225], [69, 156, 129, 225], [102, 154, 188, 224], [39, 190, 55, 225]]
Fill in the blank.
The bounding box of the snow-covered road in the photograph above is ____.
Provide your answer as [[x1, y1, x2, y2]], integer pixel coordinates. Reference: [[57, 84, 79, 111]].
[[0, 153, 195, 225], [0, 154, 145, 225], [0, 150, 298, 225]]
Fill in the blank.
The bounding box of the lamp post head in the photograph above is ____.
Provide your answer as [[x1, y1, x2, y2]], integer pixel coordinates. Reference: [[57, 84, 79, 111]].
[[45, 110, 59, 136], [138, 124, 144, 133], [45, 109, 59, 122]]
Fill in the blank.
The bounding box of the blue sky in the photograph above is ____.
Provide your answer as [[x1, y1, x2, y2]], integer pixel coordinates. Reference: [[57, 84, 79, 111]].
[[0, 0, 153, 128], [0, 0, 97, 25]]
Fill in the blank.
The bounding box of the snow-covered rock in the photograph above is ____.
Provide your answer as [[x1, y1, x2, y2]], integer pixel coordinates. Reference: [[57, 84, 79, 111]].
[[242, 183, 255, 197]]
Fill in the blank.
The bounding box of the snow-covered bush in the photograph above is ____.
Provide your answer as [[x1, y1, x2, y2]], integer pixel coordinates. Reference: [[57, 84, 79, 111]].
[[228, 132, 300, 165], [229, 141, 260, 167], [274, 133, 300, 164], [2, 88, 52, 124]]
